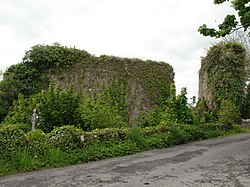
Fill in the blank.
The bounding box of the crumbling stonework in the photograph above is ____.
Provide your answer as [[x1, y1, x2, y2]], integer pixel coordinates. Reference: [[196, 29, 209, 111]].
[[47, 56, 174, 125], [198, 66, 213, 108], [198, 42, 247, 109]]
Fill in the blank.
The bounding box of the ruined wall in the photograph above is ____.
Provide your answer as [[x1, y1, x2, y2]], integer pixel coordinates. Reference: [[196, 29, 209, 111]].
[[198, 70, 213, 108], [198, 42, 247, 109], [47, 56, 174, 125]]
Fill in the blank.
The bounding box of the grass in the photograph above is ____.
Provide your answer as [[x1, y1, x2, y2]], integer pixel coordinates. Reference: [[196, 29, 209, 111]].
[[0, 125, 248, 177]]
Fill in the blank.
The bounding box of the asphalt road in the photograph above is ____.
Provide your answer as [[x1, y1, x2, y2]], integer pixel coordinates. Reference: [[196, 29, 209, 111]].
[[0, 133, 250, 187]]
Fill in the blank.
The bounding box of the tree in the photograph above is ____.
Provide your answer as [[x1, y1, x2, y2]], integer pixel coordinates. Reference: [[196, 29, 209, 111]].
[[199, 0, 250, 38]]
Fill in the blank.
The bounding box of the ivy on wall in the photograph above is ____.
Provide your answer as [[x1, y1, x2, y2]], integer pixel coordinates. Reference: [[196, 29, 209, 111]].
[[199, 42, 247, 113], [0, 43, 174, 123]]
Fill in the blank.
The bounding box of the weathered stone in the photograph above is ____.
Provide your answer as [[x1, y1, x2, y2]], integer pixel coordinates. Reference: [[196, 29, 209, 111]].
[[46, 56, 174, 125]]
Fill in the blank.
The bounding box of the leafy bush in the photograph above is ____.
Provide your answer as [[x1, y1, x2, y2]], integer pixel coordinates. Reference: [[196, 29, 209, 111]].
[[145, 132, 175, 149], [0, 123, 245, 176], [48, 125, 84, 151], [200, 123, 230, 131], [218, 100, 240, 129], [193, 99, 216, 124], [128, 128, 147, 150], [4, 82, 128, 133], [0, 125, 27, 158], [78, 91, 127, 131], [4, 93, 36, 127], [168, 125, 189, 145], [36, 84, 81, 133], [181, 125, 206, 142], [141, 85, 193, 127], [141, 125, 168, 137], [138, 106, 165, 127], [26, 129, 48, 156], [3, 84, 82, 133], [84, 128, 128, 144]]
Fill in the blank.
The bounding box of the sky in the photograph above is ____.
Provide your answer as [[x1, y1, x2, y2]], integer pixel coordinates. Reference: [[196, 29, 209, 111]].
[[0, 0, 236, 99]]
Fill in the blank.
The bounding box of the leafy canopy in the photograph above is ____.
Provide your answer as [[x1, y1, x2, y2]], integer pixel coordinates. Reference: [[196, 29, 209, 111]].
[[199, 0, 250, 37]]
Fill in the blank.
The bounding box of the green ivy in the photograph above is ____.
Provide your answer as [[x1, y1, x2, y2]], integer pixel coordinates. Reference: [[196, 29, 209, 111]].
[[200, 42, 247, 112], [0, 43, 174, 125]]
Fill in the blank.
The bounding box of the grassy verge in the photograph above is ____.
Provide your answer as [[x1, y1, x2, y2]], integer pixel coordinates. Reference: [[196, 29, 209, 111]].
[[0, 124, 247, 176]]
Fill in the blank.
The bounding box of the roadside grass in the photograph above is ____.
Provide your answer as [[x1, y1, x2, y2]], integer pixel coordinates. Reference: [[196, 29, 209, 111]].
[[0, 124, 248, 177]]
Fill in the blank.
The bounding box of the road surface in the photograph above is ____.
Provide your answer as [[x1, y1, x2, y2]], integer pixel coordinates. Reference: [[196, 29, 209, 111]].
[[0, 133, 250, 187]]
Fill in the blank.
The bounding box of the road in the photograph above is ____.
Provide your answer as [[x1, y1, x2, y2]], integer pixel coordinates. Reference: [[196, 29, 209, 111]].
[[0, 133, 250, 187]]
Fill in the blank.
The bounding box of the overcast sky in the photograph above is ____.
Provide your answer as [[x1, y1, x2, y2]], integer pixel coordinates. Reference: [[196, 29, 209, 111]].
[[0, 0, 235, 98]]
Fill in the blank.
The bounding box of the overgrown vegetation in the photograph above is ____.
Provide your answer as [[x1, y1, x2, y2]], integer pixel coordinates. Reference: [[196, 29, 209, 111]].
[[199, 42, 248, 119], [4, 82, 127, 133], [0, 43, 91, 123], [0, 42, 249, 177], [0, 43, 174, 124], [0, 123, 245, 176]]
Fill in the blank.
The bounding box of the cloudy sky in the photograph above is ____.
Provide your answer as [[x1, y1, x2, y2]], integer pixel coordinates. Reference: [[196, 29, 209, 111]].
[[0, 0, 235, 98]]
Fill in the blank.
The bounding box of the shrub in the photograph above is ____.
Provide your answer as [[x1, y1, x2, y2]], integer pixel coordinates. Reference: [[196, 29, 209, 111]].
[[36, 84, 81, 133], [168, 125, 189, 145], [0, 125, 27, 158], [145, 132, 172, 149], [181, 125, 206, 142], [128, 128, 147, 150], [141, 85, 194, 127], [26, 130, 48, 156], [3, 94, 36, 126], [84, 128, 128, 144], [48, 125, 84, 151], [141, 125, 168, 137], [78, 93, 127, 131], [218, 100, 240, 129]]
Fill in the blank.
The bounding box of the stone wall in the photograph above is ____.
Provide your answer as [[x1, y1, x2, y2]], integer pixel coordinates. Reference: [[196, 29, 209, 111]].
[[47, 56, 174, 125]]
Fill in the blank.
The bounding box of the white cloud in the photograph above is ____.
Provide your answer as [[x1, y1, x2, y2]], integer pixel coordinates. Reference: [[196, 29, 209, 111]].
[[0, 0, 237, 98]]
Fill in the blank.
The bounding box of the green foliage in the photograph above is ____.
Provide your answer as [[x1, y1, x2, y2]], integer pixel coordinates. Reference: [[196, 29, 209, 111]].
[[140, 60, 174, 105], [140, 85, 193, 127], [128, 127, 147, 150], [42, 148, 77, 167], [218, 100, 240, 128], [242, 83, 250, 118], [23, 43, 91, 71], [4, 81, 128, 132], [0, 63, 48, 123], [4, 93, 36, 126], [0, 125, 27, 158], [199, 0, 250, 37], [200, 42, 247, 111], [161, 86, 193, 125], [4, 84, 79, 132], [102, 82, 128, 120], [181, 125, 206, 142], [175, 88, 193, 124], [0, 123, 245, 176], [11, 150, 41, 172], [193, 99, 216, 124], [48, 125, 84, 152], [161, 84, 178, 124], [36, 84, 81, 132], [26, 130, 48, 156], [145, 132, 172, 149], [0, 43, 174, 125], [84, 128, 128, 144], [78, 88, 127, 131], [168, 126, 189, 145], [0, 43, 91, 123]]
